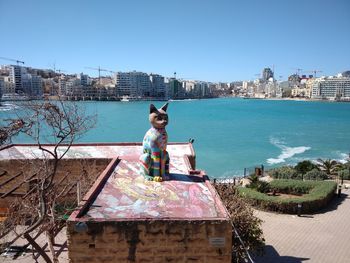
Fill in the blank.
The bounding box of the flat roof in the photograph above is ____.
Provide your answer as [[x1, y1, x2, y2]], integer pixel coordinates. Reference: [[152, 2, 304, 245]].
[[79, 157, 228, 221], [0, 143, 229, 221]]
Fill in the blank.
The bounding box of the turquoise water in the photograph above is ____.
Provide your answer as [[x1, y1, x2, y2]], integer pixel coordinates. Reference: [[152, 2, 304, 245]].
[[2, 98, 350, 178]]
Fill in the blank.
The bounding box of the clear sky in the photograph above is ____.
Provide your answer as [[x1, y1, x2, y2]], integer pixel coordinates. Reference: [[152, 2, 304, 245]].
[[1, 0, 349, 82]]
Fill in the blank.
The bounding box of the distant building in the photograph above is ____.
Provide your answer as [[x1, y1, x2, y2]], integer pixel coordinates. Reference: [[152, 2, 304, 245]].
[[116, 71, 151, 98], [0, 65, 11, 76], [115, 72, 131, 97], [242, 81, 248, 91], [167, 78, 184, 99], [198, 81, 211, 97], [262, 68, 274, 82], [133, 72, 151, 97], [0, 76, 15, 94], [67, 78, 82, 96], [288, 74, 301, 84], [77, 73, 90, 86], [21, 73, 33, 95], [7, 65, 43, 96], [43, 79, 57, 95], [98, 77, 114, 87], [30, 75, 43, 96], [311, 77, 350, 100], [9, 65, 25, 93], [266, 80, 278, 98], [183, 80, 195, 94], [342, 70, 350, 78], [149, 74, 166, 98], [58, 77, 67, 96], [291, 86, 311, 98]]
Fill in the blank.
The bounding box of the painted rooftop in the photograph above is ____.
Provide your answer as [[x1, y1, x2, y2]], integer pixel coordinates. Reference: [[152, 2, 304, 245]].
[[0, 143, 229, 221], [80, 157, 228, 220]]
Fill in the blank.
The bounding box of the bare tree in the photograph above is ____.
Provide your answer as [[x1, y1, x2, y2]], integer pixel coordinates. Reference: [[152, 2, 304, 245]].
[[0, 100, 96, 262]]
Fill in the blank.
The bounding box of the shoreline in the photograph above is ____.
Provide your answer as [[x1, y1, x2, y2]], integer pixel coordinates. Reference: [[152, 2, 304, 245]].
[[233, 96, 350, 103]]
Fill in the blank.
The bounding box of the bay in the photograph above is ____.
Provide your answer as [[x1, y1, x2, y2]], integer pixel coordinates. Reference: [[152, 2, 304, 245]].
[[1, 98, 350, 178]]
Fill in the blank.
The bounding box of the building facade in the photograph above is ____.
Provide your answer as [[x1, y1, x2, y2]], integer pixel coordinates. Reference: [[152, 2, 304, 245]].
[[167, 78, 184, 99], [262, 67, 274, 82], [116, 71, 153, 98], [311, 77, 350, 100], [149, 74, 166, 98], [9, 65, 24, 93]]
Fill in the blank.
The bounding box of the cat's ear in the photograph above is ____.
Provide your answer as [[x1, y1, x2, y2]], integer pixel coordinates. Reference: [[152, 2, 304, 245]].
[[150, 104, 158, 114], [160, 103, 168, 112]]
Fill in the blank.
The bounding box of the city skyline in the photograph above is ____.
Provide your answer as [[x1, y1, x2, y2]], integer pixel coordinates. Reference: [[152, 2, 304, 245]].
[[1, 0, 349, 82]]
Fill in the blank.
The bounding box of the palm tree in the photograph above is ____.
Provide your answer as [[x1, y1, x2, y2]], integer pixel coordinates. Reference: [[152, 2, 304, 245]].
[[316, 158, 340, 178]]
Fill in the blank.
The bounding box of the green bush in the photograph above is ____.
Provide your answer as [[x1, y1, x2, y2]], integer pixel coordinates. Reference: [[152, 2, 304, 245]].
[[294, 160, 319, 175], [269, 179, 314, 194], [247, 174, 270, 193], [268, 166, 299, 179], [338, 169, 350, 180], [238, 179, 337, 214], [304, 168, 328, 180]]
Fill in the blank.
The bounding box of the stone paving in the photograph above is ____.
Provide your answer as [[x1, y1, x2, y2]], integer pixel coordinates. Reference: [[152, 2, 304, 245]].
[[254, 187, 350, 263]]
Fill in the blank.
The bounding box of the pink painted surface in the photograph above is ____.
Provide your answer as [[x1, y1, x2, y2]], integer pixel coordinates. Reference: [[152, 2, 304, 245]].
[[83, 157, 225, 220], [0, 143, 193, 160]]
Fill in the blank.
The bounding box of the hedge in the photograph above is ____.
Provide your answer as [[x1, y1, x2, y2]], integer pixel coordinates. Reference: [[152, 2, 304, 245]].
[[238, 179, 337, 214]]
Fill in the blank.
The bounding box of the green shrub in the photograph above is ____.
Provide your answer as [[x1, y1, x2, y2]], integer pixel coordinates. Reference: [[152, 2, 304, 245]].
[[238, 179, 337, 214], [256, 181, 270, 193], [294, 160, 319, 175], [247, 174, 270, 193], [338, 169, 350, 180], [269, 179, 314, 194], [304, 168, 328, 180], [268, 166, 298, 179]]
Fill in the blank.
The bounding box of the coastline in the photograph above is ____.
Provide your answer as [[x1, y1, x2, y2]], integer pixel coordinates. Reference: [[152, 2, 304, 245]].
[[235, 96, 350, 103]]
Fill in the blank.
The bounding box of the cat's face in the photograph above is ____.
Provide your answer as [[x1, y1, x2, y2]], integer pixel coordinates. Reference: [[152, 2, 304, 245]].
[[149, 103, 169, 129]]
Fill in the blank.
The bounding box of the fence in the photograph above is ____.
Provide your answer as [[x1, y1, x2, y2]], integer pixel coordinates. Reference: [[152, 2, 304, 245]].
[[210, 164, 266, 185]]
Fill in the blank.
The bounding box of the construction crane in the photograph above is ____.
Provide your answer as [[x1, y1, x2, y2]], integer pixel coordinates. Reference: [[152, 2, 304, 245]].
[[305, 69, 323, 78], [85, 66, 116, 85], [291, 68, 303, 76], [0, 56, 25, 65]]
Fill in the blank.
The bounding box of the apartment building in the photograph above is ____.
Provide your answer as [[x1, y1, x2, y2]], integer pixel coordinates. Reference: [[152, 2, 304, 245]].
[[312, 77, 350, 100], [116, 71, 152, 98], [9, 65, 25, 93], [149, 74, 166, 98]]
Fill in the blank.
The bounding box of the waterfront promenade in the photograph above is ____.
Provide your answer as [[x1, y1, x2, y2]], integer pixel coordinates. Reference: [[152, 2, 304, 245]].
[[254, 186, 350, 263]]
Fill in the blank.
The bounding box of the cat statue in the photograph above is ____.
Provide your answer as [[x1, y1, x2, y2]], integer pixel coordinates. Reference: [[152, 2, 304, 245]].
[[140, 103, 170, 182]]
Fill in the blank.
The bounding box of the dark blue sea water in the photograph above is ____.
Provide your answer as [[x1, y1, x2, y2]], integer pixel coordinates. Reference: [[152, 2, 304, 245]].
[[2, 98, 350, 178]]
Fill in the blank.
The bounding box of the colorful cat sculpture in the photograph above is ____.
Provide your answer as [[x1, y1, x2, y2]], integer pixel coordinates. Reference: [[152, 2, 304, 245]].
[[140, 103, 170, 182]]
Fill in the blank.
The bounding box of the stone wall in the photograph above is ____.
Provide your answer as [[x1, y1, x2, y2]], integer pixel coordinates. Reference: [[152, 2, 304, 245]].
[[67, 220, 232, 263]]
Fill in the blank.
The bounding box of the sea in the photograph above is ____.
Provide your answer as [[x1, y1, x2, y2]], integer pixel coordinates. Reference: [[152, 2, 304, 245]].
[[1, 98, 350, 178]]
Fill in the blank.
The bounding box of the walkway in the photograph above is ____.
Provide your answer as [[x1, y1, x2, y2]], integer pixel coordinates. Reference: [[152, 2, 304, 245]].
[[254, 187, 350, 263]]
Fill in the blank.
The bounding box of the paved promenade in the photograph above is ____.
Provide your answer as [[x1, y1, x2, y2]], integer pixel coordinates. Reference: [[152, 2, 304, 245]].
[[254, 187, 350, 263]]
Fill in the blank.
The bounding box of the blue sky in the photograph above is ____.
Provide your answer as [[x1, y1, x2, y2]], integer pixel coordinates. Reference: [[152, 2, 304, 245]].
[[0, 0, 349, 82]]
